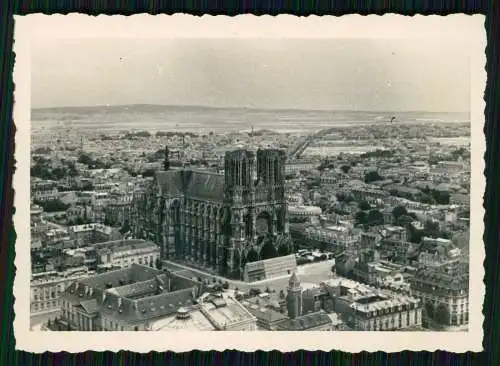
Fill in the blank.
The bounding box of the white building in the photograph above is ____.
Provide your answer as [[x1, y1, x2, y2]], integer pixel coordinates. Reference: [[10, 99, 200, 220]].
[[95, 239, 160, 269]]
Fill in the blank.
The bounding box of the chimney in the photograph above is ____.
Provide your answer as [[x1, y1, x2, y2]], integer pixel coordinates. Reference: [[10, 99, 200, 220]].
[[89, 287, 93, 297], [118, 297, 122, 308]]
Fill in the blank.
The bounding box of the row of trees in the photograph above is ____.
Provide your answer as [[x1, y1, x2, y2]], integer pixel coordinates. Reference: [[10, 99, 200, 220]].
[[355, 209, 384, 227], [78, 153, 111, 170], [120, 220, 131, 234], [421, 187, 450, 205], [424, 302, 451, 326], [31, 158, 78, 181], [336, 192, 354, 203], [364, 171, 385, 183], [34, 199, 70, 213], [388, 186, 450, 205], [155, 131, 198, 138], [360, 149, 395, 159]]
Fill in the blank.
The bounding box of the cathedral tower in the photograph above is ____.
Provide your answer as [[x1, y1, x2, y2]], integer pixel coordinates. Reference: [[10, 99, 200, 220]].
[[223, 148, 290, 278]]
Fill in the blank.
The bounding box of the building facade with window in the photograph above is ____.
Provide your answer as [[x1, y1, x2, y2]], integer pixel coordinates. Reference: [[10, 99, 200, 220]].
[[58, 264, 204, 331], [410, 255, 469, 327], [94, 239, 160, 270], [321, 278, 422, 331], [30, 266, 93, 315]]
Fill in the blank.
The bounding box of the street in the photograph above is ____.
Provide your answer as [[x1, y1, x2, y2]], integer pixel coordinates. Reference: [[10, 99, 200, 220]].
[[163, 259, 336, 292], [30, 310, 60, 331]]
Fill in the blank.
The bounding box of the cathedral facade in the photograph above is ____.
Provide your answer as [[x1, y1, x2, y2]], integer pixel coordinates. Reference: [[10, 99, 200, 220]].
[[131, 148, 294, 279]]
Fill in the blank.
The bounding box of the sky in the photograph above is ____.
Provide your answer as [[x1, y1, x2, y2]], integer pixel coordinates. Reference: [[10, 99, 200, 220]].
[[31, 38, 471, 112]]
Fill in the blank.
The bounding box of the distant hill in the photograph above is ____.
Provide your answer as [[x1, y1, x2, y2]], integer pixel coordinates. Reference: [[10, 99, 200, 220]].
[[30, 104, 470, 134], [31, 103, 468, 116]]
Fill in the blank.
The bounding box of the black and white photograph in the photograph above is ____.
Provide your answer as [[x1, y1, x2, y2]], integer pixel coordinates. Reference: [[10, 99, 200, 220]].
[[14, 14, 485, 352]]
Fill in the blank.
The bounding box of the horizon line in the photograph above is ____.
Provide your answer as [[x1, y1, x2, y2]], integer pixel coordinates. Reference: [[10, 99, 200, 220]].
[[31, 103, 471, 115]]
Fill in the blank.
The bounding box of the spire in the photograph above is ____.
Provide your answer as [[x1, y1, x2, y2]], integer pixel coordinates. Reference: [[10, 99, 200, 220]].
[[288, 271, 301, 288], [163, 145, 170, 171]]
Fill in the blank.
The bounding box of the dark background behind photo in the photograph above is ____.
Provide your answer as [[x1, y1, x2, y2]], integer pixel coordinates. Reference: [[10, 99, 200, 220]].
[[0, 0, 498, 365]]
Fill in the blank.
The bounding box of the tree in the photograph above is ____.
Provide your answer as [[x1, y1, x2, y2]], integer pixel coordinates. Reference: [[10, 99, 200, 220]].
[[141, 169, 156, 177], [155, 258, 163, 270], [260, 239, 278, 260], [364, 171, 384, 183], [78, 153, 93, 165], [336, 193, 347, 202], [392, 205, 408, 220], [423, 220, 440, 238], [434, 304, 451, 325], [246, 249, 260, 263], [120, 220, 131, 234], [358, 200, 371, 211], [341, 165, 351, 174], [424, 302, 435, 320], [432, 190, 450, 205], [367, 209, 383, 226], [278, 244, 289, 257], [38, 199, 70, 213], [355, 211, 367, 225], [409, 226, 424, 244], [337, 192, 354, 203]]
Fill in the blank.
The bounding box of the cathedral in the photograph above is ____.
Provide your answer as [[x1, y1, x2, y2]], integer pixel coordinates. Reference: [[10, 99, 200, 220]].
[[131, 148, 294, 279]]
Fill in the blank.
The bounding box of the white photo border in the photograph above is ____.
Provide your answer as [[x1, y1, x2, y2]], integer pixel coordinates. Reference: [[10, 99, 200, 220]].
[[13, 13, 486, 353]]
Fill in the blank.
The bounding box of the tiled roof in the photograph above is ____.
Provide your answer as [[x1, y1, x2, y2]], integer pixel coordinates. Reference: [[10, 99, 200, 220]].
[[79, 264, 162, 289], [244, 304, 288, 324], [80, 299, 99, 314], [61, 281, 98, 303], [155, 170, 184, 196], [184, 171, 225, 201], [154, 170, 225, 201], [276, 311, 332, 331], [106, 274, 169, 298], [100, 287, 195, 324]]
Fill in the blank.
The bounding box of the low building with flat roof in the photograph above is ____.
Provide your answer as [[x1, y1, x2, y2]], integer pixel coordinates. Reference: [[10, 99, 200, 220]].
[[243, 254, 297, 282], [198, 292, 257, 331]]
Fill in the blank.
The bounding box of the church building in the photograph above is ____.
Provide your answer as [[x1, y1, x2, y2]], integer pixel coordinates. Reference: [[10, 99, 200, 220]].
[[131, 148, 294, 279]]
